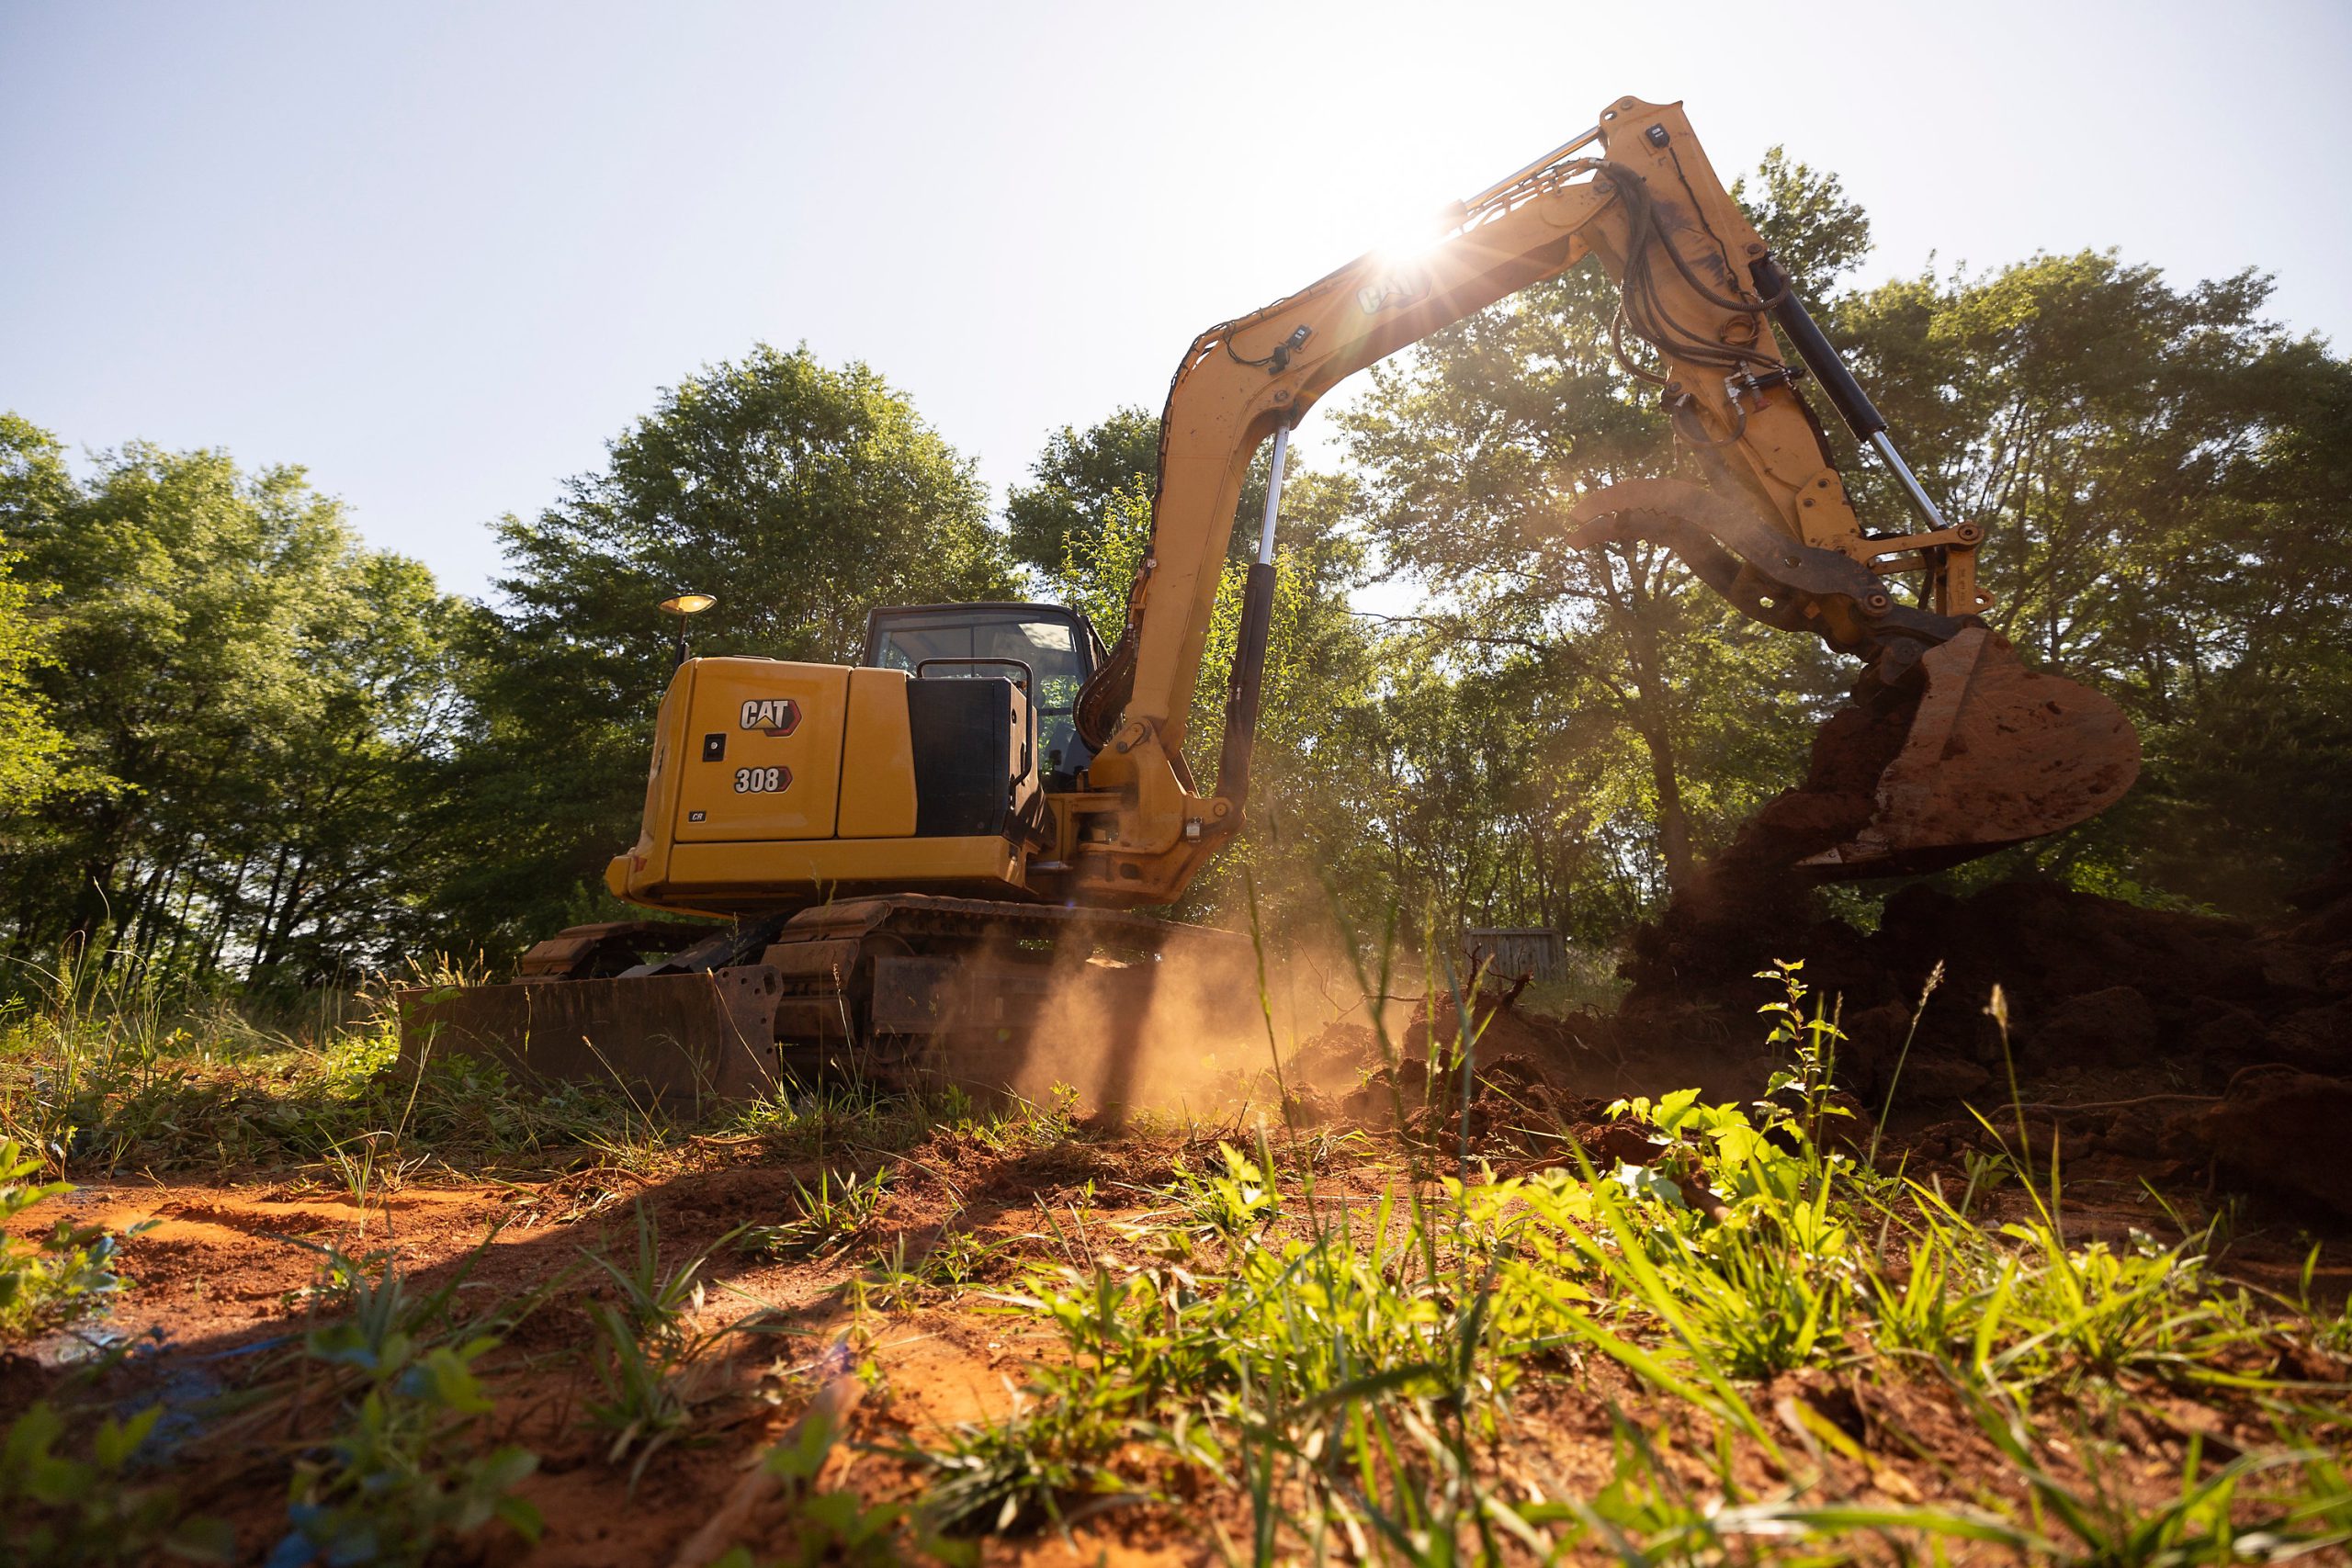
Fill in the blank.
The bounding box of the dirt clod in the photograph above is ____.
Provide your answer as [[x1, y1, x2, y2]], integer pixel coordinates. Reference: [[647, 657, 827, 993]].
[[2028, 985, 2159, 1067], [2168, 1070, 2352, 1220]]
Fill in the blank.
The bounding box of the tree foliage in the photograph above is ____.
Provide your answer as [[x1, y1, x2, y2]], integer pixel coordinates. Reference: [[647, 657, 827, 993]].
[[1046, 459, 1382, 926], [435, 344, 1020, 947], [1323, 153, 1874, 915], [0, 416, 464, 986], [1006, 407, 1159, 575], [1826, 253, 2352, 908]]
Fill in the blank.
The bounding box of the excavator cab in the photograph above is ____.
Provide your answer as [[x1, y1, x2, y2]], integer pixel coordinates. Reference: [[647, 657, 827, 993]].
[[862, 603, 1106, 788]]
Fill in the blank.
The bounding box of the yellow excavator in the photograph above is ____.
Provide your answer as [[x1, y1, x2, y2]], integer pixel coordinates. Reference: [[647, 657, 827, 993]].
[[401, 96, 2138, 1097]]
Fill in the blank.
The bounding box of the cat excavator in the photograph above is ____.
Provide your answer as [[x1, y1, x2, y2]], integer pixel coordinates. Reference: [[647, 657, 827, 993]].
[[401, 96, 2138, 1098]]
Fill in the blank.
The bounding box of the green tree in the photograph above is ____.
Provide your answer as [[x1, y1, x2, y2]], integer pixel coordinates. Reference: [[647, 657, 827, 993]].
[[1733, 146, 1872, 298], [1340, 265, 1834, 898], [0, 416, 465, 983], [1828, 254, 2352, 910], [0, 553, 73, 818], [1046, 450, 1385, 931], [435, 344, 1020, 950], [1006, 407, 1159, 575], [1006, 404, 1287, 591], [1335, 151, 1893, 903], [0, 423, 83, 819]]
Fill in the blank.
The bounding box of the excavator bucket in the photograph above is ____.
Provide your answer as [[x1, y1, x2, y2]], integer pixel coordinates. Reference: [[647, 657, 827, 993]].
[[1795, 627, 2141, 877]]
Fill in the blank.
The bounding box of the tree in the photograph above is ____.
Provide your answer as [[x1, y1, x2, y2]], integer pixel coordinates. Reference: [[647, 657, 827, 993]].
[[1006, 405, 1285, 590], [435, 344, 1020, 951], [1046, 454, 1385, 929], [1332, 152, 1899, 903], [0, 416, 466, 984], [1339, 263, 1835, 898], [0, 421, 83, 819], [1827, 254, 2352, 911], [1733, 147, 1872, 299], [0, 549, 73, 818], [1005, 407, 1159, 575]]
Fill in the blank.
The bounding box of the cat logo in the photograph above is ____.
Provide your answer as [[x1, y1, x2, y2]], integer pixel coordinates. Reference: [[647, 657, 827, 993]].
[[738, 697, 800, 737]]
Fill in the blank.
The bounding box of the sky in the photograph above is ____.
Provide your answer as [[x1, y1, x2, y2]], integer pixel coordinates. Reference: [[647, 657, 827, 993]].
[[5, 0, 2348, 604]]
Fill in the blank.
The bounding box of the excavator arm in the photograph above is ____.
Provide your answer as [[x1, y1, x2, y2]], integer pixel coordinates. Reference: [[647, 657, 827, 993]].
[[1064, 95, 2136, 903]]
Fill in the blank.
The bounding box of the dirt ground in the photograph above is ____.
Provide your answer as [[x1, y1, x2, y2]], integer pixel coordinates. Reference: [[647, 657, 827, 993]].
[[7, 829, 2352, 1562], [12, 1101, 2347, 1566], [6, 1134, 1183, 1565]]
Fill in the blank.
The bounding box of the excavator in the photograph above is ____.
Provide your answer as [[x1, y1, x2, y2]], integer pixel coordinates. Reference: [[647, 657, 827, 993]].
[[400, 96, 2139, 1099]]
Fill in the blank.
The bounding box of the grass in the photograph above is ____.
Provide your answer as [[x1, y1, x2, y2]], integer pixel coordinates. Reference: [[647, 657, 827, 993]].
[[898, 961, 2352, 1562], [0, 943, 2348, 1562], [580, 1201, 768, 1489], [745, 1167, 893, 1260], [0, 949, 1009, 1190]]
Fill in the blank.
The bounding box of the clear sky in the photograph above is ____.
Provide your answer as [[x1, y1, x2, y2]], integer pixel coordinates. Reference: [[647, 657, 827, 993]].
[[6, 0, 2347, 603]]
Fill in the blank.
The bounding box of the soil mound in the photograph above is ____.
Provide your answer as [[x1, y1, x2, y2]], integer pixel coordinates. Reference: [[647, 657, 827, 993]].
[[1623, 824, 2352, 1098], [1621, 818, 2352, 1218], [1285, 822, 2352, 1215]]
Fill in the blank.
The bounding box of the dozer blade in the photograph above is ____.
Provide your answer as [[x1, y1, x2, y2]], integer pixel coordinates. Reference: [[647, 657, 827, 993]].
[[396, 966, 783, 1102], [1799, 627, 2140, 876]]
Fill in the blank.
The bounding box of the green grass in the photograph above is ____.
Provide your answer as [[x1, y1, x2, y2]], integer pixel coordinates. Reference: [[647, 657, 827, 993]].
[[900, 963, 2352, 1562], [4, 942, 2350, 1562], [0, 950, 1034, 1187]]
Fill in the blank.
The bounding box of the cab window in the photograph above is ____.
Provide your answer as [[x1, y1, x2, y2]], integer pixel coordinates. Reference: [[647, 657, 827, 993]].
[[864, 606, 1102, 784]]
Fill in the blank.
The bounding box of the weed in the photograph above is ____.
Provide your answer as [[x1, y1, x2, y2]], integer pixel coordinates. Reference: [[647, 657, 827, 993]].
[[1962, 1379, 2352, 1562], [1, 1402, 235, 1564], [745, 1168, 891, 1260], [1, 1135, 142, 1341], [585, 1200, 733, 1343], [713, 1390, 975, 1567], [1752, 957, 1852, 1146], [273, 1255, 541, 1567], [1870, 957, 1944, 1165], [1165, 1140, 1283, 1242], [579, 1202, 762, 1488], [849, 1224, 1009, 1314], [583, 1299, 702, 1491], [911, 950, 2352, 1559]]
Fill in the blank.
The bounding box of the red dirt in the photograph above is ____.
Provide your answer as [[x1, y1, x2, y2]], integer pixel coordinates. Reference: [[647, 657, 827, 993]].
[[1281, 813, 2352, 1226], [8, 819, 2350, 1559], [8, 1090, 2347, 1562]]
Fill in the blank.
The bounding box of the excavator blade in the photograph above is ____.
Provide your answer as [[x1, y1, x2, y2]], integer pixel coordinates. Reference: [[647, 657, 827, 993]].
[[1798, 627, 2141, 877], [395, 967, 784, 1102]]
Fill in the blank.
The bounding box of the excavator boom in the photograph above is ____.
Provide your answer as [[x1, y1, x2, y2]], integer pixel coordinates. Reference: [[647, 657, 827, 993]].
[[1073, 94, 2138, 887]]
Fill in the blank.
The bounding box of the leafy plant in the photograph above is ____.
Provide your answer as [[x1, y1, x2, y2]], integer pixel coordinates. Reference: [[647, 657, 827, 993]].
[[1166, 1140, 1283, 1242], [1, 1135, 141, 1340], [711, 1393, 974, 1567], [583, 1300, 702, 1492], [1, 1402, 234, 1565], [267, 1255, 541, 1567]]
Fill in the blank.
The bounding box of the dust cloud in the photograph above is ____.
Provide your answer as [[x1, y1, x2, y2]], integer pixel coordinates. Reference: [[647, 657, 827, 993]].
[[956, 918, 1401, 1119]]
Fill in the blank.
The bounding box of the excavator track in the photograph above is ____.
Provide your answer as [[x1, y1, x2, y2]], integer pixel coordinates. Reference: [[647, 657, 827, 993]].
[[396, 897, 1250, 1106]]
